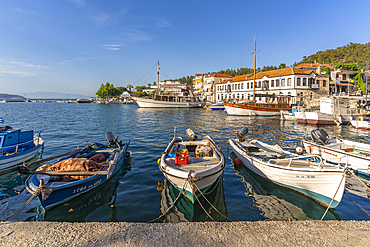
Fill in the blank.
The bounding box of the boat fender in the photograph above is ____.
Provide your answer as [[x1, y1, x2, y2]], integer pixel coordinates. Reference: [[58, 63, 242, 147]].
[[234, 158, 242, 166], [90, 153, 106, 163], [157, 158, 161, 165], [157, 181, 164, 191], [308, 145, 314, 153]]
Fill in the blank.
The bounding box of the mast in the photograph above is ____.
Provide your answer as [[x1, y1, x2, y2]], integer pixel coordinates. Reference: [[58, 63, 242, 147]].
[[253, 34, 256, 100], [157, 60, 160, 91]]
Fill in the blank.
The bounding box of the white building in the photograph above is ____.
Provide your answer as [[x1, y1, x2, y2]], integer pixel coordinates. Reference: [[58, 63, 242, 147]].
[[215, 67, 329, 103], [193, 73, 232, 101]]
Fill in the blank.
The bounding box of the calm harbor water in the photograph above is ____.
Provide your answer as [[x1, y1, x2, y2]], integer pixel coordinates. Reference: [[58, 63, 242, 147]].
[[1, 102, 370, 222]]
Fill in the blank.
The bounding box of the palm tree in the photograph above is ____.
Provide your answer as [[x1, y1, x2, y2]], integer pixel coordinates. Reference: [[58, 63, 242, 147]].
[[127, 84, 133, 92]]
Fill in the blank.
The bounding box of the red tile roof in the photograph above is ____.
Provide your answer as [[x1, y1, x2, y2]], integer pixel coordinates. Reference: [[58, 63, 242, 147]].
[[206, 73, 232, 78], [295, 63, 333, 70]]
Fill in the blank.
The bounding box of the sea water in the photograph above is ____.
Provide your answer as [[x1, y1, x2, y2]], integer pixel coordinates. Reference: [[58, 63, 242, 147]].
[[0, 102, 369, 222]]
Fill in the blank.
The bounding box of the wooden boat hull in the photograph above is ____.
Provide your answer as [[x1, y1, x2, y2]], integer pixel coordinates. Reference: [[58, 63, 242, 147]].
[[303, 139, 370, 178], [0, 135, 44, 171], [224, 102, 290, 117], [229, 139, 345, 208], [26, 143, 129, 210], [133, 97, 206, 108]]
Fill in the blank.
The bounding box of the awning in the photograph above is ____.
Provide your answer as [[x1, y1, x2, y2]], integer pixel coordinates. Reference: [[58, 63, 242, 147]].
[[194, 78, 202, 83], [338, 83, 354, 86]]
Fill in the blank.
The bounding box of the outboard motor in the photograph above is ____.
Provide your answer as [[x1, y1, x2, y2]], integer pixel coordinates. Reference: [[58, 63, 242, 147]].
[[186, 128, 198, 141], [311, 129, 329, 145], [105, 131, 118, 148], [237, 127, 248, 142]]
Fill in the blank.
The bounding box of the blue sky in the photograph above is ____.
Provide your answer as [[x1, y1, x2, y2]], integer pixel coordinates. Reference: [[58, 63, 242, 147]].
[[0, 0, 369, 97]]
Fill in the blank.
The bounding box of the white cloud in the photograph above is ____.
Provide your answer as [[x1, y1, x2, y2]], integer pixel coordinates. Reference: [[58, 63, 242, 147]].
[[101, 44, 121, 51], [0, 59, 47, 77]]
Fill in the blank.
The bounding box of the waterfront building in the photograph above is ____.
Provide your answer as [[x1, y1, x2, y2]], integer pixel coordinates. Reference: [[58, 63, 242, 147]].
[[330, 66, 357, 95], [193, 73, 232, 101], [215, 67, 329, 103]]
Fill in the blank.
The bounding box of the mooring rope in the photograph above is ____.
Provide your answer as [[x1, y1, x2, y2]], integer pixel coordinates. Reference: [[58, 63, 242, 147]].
[[320, 170, 346, 221], [346, 168, 370, 189], [147, 175, 190, 223], [2, 183, 44, 222], [188, 174, 234, 222]]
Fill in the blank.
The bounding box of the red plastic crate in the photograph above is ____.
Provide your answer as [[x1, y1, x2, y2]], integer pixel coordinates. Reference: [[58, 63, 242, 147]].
[[175, 153, 189, 165]]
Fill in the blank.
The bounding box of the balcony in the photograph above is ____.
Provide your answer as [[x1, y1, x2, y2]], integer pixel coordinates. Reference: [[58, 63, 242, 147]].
[[311, 84, 319, 89]]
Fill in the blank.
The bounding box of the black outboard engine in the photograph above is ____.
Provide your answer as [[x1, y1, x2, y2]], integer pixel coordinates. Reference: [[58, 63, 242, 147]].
[[186, 128, 198, 141], [237, 127, 248, 142], [105, 131, 119, 148], [311, 129, 329, 145]]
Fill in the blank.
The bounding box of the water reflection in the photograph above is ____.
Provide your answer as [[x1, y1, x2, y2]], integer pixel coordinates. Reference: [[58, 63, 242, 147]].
[[34, 157, 132, 222], [159, 178, 228, 223], [232, 153, 340, 220]]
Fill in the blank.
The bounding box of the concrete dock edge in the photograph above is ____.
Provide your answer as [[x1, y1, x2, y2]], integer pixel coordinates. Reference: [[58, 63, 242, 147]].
[[1, 220, 370, 246]]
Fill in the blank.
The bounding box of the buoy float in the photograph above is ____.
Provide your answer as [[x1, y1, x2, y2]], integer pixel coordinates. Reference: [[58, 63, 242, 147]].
[[234, 158, 242, 166], [157, 158, 161, 165], [296, 146, 303, 154]]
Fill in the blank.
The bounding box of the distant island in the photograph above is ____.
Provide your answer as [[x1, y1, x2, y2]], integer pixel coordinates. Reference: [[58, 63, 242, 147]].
[[0, 93, 26, 100], [0, 92, 91, 100]]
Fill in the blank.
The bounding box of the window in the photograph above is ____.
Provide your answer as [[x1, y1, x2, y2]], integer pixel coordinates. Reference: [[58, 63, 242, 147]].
[[323, 80, 326, 87], [258, 81, 261, 88], [218, 95, 220, 100], [303, 78, 306, 86], [238, 84, 240, 90], [287, 78, 291, 86], [276, 79, 280, 87], [237, 93, 240, 98], [241, 83, 244, 89], [281, 79, 285, 87], [316, 80, 320, 85], [247, 82, 249, 89], [271, 80, 274, 87], [343, 74, 347, 80], [232, 84, 234, 90], [297, 78, 301, 86]]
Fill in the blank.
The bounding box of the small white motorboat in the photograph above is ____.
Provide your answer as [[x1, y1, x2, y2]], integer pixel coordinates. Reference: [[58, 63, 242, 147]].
[[229, 127, 346, 208], [159, 128, 225, 203], [351, 116, 370, 130], [210, 102, 225, 110], [303, 128, 370, 178]]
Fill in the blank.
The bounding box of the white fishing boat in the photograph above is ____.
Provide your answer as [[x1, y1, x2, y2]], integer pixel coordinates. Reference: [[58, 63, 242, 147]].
[[350, 116, 370, 130], [159, 128, 225, 203], [133, 61, 206, 108], [280, 110, 296, 121], [229, 127, 346, 208], [303, 128, 370, 178], [210, 102, 225, 110], [296, 97, 364, 125]]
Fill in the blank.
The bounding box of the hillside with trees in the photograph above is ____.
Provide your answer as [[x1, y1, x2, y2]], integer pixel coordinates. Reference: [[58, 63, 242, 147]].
[[299, 42, 370, 69]]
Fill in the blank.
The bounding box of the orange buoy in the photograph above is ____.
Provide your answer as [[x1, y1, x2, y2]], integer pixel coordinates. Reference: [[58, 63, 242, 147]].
[[234, 158, 242, 166]]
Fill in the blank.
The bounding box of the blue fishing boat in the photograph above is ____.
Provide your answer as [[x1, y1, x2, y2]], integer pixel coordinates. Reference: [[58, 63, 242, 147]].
[[210, 102, 225, 110], [25, 132, 130, 210], [0, 125, 44, 172]]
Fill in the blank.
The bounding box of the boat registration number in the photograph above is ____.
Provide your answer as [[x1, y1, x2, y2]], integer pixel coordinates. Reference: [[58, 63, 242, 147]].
[[73, 179, 102, 194]]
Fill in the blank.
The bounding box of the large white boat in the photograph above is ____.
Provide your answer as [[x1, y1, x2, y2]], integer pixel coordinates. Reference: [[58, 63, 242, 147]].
[[229, 127, 346, 208], [296, 97, 364, 125], [159, 129, 225, 203], [303, 128, 370, 178], [133, 61, 206, 108]]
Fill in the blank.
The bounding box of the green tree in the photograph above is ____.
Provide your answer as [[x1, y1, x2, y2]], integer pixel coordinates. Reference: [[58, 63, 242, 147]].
[[127, 84, 133, 92]]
